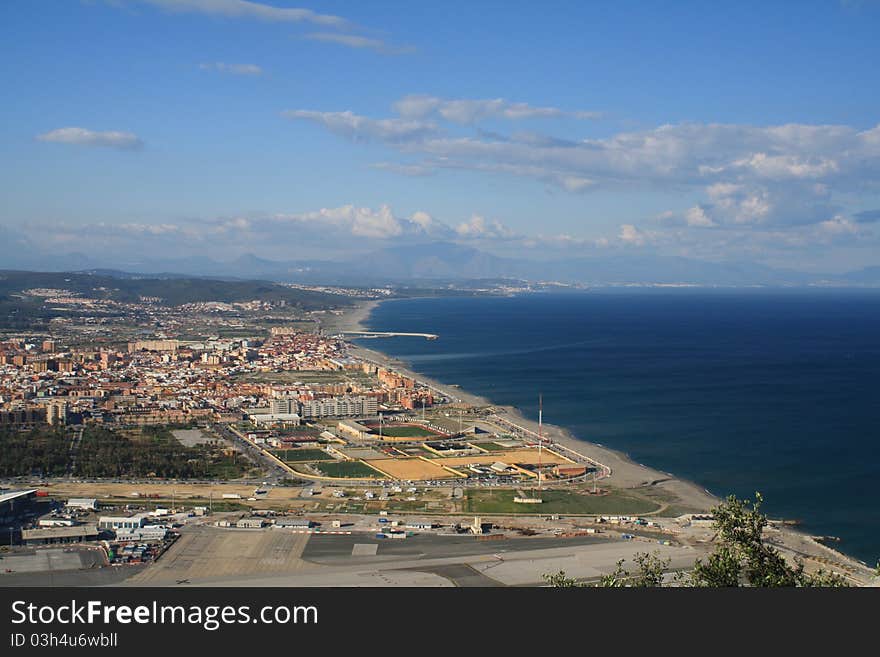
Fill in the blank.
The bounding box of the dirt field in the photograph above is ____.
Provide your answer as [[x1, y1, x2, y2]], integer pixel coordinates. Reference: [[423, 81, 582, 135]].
[[39, 481, 252, 498], [438, 447, 573, 467], [364, 457, 463, 480], [34, 481, 306, 504], [126, 526, 313, 585], [376, 435, 426, 443]]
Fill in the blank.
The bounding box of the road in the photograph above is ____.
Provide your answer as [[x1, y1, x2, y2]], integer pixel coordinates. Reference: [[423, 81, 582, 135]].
[[208, 423, 299, 485]]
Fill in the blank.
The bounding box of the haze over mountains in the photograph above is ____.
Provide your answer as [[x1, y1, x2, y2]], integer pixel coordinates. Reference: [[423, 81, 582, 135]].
[[2, 234, 878, 287]]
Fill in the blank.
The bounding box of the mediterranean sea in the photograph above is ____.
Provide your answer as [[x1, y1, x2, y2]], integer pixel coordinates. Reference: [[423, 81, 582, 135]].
[[362, 290, 880, 564]]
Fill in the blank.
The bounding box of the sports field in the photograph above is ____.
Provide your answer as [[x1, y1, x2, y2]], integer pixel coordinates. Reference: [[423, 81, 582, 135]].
[[471, 442, 508, 452], [274, 448, 332, 462], [364, 457, 463, 480], [373, 424, 440, 438], [314, 460, 386, 479], [438, 447, 572, 467], [464, 488, 660, 515]]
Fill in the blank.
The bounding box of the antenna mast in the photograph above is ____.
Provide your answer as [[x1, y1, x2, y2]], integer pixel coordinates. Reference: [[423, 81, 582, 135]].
[[538, 394, 543, 492]]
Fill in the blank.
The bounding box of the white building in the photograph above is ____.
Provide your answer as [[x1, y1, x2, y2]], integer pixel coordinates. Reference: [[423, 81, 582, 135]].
[[21, 525, 98, 545], [115, 526, 168, 541], [66, 498, 98, 511], [236, 517, 266, 529], [299, 396, 378, 419], [98, 514, 149, 530], [337, 419, 372, 440], [270, 396, 298, 415], [274, 518, 312, 529], [406, 521, 435, 530], [248, 411, 301, 427], [39, 518, 76, 527]]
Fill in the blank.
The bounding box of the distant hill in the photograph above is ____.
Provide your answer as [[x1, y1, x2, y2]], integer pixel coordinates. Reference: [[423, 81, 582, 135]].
[[4, 240, 880, 288], [0, 270, 354, 327], [269, 244, 880, 287], [343, 242, 513, 281]]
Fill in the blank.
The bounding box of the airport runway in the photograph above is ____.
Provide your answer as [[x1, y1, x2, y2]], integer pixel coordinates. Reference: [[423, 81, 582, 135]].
[[0, 527, 701, 588], [301, 533, 610, 566], [118, 527, 699, 587]]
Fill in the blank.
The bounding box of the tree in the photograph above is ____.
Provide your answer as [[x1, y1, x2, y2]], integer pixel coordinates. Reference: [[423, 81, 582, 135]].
[[596, 552, 670, 587], [542, 571, 587, 587], [545, 493, 850, 587], [630, 551, 669, 587], [596, 559, 628, 588], [685, 493, 848, 587], [544, 552, 670, 587]]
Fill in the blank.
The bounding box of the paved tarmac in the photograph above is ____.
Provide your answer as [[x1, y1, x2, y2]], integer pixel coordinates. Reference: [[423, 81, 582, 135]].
[[114, 526, 700, 587], [0, 546, 139, 587], [126, 526, 312, 585], [408, 563, 503, 587], [302, 533, 610, 566]]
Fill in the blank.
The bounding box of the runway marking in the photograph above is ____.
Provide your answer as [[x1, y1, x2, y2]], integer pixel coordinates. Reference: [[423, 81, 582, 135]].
[[351, 544, 379, 557]]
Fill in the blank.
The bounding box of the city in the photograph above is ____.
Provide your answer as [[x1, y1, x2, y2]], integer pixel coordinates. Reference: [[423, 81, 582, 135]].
[[1, 5, 879, 649], [0, 274, 873, 587]]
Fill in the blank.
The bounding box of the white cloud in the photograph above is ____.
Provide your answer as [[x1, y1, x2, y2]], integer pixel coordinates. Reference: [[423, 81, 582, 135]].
[[392, 94, 601, 123], [684, 205, 716, 227], [213, 217, 253, 233], [304, 32, 413, 55], [726, 152, 841, 179], [274, 205, 399, 239], [392, 95, 441, 120], [200, 62, 263, 75], [414, 158, 596, 193], [455, 215, 516, 240], [520, 233, 611, 249], [369, 162, 435, 177], [36, 127, 143, 150], [126, 0, 349, 28], [270, 204, 456, 240], [41, 207, 423, 248], [281, 110, 437, 142], [702, 182, 837, 227], [292, 107, 880, 230], [618, 224, 647, 246], [118, 223, 185, 235], [18, 198, 877, 268], [818, 215, 861, 237], [559, 176, 596, 192], [297, 111, 880, 193], [408, 210, 439, 232]]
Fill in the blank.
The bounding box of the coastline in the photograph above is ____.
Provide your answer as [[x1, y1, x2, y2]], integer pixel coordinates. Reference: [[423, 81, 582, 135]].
[[333, 297, 877, 584], [336, 298, 717, 510]]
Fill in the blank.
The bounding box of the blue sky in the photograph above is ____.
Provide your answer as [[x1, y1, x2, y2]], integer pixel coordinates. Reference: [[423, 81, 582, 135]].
[[2, 0, 880, 272]]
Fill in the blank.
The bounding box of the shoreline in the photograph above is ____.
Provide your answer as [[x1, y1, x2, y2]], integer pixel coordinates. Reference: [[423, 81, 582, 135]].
[[332, 297, 876, 583], [335, 298, 717, 510]]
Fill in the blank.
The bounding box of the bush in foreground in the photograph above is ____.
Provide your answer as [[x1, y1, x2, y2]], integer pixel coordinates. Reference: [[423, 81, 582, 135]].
[[544, 493, 849, 587]]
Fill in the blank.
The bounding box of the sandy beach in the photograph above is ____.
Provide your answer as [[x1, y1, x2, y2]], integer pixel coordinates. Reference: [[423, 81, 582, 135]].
[[329, 299, 382, 333], [332, 298, 877, 583], [336, 300, 717, 512]]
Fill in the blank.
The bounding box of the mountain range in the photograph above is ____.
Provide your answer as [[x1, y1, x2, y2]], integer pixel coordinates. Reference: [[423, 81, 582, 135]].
[[2, 236, 879, 287]]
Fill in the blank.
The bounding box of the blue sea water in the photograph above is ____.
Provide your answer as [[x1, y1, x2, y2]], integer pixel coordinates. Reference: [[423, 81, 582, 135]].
[[361, 290, 880, 564]]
